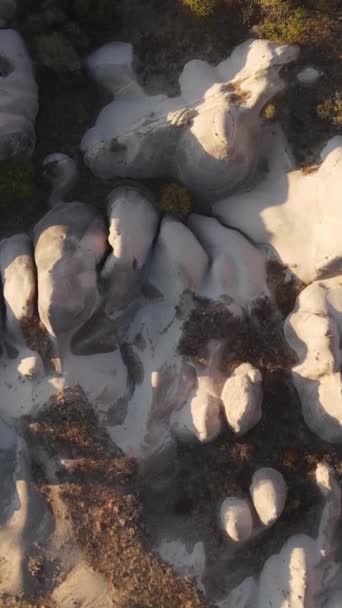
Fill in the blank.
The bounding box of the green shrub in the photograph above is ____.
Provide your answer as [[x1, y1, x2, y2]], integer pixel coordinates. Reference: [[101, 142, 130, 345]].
[[0, 161, 35, 204], [180, 0, 217, 17], [317, 93, 342, 127], [259, 7, 310, 43], [160, 183, 192, 219]]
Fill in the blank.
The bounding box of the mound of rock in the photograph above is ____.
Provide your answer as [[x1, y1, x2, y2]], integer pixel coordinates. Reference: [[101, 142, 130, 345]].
[[250, 467, 287, 527], [221, 363, 263, 436], [219, 497, 254, 543]]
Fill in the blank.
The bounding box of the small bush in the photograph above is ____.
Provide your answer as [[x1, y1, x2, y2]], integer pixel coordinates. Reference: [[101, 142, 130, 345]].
[[263, 103, 276, 121], [317, 92, 342, 127], [260, 6, 310, 43], [160, 183, 192, 219], [180, 0, 217, 17]]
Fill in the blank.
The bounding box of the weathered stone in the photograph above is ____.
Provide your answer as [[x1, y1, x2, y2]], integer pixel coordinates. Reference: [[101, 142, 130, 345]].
[[250, 467, 287, 527], [219, 497, 253, 543]]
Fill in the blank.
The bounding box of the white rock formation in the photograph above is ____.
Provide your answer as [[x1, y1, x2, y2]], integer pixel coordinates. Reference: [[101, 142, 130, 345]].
[[171, 389, 222, 443], [0, 30, 38, 159], [285, 276, 342, 443], [250, 467, 287, 527], [109, 208, 270, 459], [147, 215, 209, 301], [34, 202, 107, 345], [297, 67, 321, 85], [0, 234, 36, 347], [188, 214, 269, 310], [221, 363, 263, 435], [34, 155, 108, 354], [223, 463, 342, 608], [220, 497, 254, 543], [0, 234, 43, 378], [109, 216, 209, 459], [81, 39, 298, 201], [101, 184, 159, 315], [215, 136, 342, 284]]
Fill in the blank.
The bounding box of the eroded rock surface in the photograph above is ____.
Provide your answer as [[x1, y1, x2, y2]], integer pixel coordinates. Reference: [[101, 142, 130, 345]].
[[285, 276, 342, 443], [81, 39, 298, 201], [215, 136, 342, 284], [250, 467, 287, 527], [221, 363, 263, 436]]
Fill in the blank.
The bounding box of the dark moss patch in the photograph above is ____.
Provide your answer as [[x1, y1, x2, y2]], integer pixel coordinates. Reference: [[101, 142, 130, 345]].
[[0, 160, 47, 237]]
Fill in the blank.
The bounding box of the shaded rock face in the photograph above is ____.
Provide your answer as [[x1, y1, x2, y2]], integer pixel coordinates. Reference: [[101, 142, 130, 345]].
[[0, 30, 38, 159], [81, 39, 298, 201]]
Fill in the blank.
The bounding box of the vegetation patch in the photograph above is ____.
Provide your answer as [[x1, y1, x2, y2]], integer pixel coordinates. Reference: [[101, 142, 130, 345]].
[[262, 102, 277, 121], [317, 92, 342, 127], [24, 387, 207, 608], [259, 6, 311, 44], [178, 295, 297, 373], [0, 161, 35, 204], [160, 182, 192, 219], [180, 0, 218, 17]]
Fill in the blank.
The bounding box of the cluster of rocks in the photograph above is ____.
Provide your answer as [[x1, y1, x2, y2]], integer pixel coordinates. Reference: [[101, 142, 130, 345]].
[[171, 361, 263, 443], [220, 468, 287, 543]]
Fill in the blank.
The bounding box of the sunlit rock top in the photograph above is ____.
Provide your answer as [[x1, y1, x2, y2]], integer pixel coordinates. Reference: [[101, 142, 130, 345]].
[[81, 39, 298, 201]]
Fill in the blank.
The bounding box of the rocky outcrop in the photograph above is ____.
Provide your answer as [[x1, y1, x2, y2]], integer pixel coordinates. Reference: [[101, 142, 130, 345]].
[[285, 276, 342, 443], [221, 363, 263, 436], [219, 497, 254, 543], [250, 467, 287, 527], [81, 39, 298, 201], [214, 136, 342, 284]]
